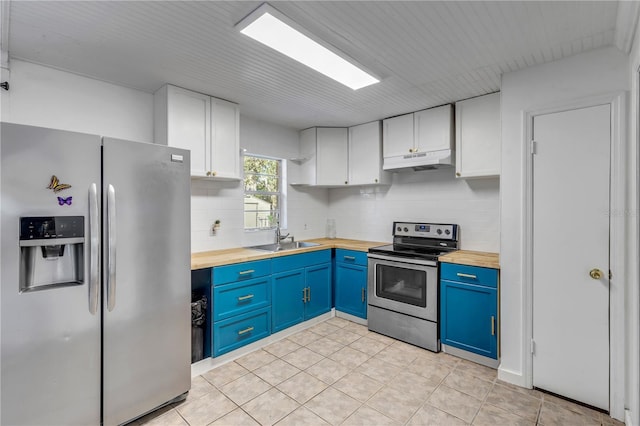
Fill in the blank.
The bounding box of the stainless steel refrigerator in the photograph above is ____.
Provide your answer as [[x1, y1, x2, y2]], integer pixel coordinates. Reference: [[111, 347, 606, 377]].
[[0, 123, 191, 425]]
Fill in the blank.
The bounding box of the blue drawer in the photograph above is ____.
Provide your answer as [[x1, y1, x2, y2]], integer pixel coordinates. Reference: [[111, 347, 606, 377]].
[[271, 250, 331, 273], [213, 307, 271, 357], [212, 276, 271, 321], [335, 249, 367, 266], [440, 263, 498, 288], [213, 259, 271, 286]]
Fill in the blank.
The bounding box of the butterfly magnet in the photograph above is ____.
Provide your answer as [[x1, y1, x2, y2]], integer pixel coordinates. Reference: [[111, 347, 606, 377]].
[[57, 196, 72, 206], [47, 175, 72, 193]]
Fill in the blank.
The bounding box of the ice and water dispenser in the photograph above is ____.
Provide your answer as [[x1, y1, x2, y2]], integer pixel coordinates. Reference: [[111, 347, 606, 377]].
[[19, 216, 85, 292]]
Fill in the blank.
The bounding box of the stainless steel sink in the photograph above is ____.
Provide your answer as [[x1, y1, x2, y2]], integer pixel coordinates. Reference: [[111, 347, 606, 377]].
[[247, 241, 321, 252]]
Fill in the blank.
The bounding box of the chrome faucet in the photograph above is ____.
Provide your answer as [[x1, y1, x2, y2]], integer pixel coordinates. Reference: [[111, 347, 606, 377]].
[[274, 222, 290, 244]]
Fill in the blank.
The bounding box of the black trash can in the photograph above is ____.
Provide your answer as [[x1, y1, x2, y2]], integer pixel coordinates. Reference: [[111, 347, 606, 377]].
[[191, 292, 207, 363]]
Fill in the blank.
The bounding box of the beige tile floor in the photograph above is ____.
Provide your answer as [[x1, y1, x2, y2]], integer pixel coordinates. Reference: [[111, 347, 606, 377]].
[[135, 317, 625, 426]]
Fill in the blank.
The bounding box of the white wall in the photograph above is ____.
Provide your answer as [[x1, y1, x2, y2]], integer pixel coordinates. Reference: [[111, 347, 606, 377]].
[[190, 116, 330, 253], [499, 47, 629, 397], [328, 170, 500, 250], [1, 60, 153, 142]]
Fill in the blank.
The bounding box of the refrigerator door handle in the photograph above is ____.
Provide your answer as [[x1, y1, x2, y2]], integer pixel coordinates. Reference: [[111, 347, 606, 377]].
[[88, 183, 100, 315], [107, 184, 117, 312]]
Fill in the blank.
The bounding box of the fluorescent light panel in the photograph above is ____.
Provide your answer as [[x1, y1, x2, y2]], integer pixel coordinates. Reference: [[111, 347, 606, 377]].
[[237, 5, 379, 90]]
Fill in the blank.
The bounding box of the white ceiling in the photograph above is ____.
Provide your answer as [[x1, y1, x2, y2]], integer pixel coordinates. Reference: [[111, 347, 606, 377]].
[[3, 1, 637, 130]]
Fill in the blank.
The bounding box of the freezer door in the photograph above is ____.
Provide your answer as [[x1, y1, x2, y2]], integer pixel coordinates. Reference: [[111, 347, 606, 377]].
[[0, 123, 102, 425], [102, 137, 191, 425]]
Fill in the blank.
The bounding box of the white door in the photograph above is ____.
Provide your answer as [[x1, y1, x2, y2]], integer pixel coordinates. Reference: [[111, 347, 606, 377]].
[[532, 104, 610, 410]]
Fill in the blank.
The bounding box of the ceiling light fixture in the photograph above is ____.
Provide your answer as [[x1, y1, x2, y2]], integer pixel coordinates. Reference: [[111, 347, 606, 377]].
[[236, 3, 380, 90]]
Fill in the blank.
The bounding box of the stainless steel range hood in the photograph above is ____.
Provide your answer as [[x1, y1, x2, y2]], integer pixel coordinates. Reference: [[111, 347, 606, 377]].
[[383, 149, 454, 172]]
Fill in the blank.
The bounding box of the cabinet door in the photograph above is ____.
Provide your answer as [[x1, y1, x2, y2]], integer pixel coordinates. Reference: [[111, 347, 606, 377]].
[[316, 128, 348, 186], [293, 128, 317, 185], [414, 105, 453, 153], [349, 121, 387, 185], [440, 280, 497, 359], [455, 93, 500, 178], [304, 263, 332, 320], [335, 263, 367, 319], [210, 98, 240, 179], [271, 269, 305, 333], [383, 113, 414, 158], [167, 86, 211, 177]]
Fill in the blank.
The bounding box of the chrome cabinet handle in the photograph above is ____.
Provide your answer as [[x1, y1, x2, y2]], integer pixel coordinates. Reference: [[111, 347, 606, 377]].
[[361, 287, 365, 302], [344, 256, 356, 261], [238, 326, 254, 335], [237, 294, 254, 301], [491, 316, 496, 336], [302, 288, 307, 302], [106, 184, 117, 312], [457, 272, 477, 279], [307, 287, 311, 302], [88, 183, 99, 315], [239, 269, 255, 276]]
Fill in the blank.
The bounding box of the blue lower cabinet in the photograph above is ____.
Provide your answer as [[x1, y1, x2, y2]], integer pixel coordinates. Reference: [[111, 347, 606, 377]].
[[271, 269, 306, 333], [213, 307, 271, 356], [213, 276, 270, 322], [304, 263, 332, 319], [335, 262, 367, 319], [440, 275, 498, 359]]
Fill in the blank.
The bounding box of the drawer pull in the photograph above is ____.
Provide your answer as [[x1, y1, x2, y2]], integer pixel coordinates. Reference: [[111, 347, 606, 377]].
[[491, 316, 496, 336], [344, 256, 356, 261], [237, 294, 254, 301], [361, 287, 365, 302], [238, 326, 254, 336], [238, 269, 255, 276], [456, 272, 477, 279]]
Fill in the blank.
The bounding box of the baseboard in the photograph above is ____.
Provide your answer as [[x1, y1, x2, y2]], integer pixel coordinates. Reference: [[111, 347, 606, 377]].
[[191, 310, 335, 378], [442, 344, 499, 369], [335, 310, 367, 326], [626, 408, 634, 426], [497, 366, 529, 388]]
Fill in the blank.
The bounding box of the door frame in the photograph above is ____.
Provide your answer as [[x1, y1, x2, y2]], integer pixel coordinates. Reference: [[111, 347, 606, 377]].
[[521, 92, 626, 419]]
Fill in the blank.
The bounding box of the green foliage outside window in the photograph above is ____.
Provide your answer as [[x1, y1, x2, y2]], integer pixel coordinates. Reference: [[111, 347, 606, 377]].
[[244, 155, 281, 229]]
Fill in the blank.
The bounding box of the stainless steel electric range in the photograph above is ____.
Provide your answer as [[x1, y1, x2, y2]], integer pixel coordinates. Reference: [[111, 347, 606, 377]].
[[367, 221, 459, 352]]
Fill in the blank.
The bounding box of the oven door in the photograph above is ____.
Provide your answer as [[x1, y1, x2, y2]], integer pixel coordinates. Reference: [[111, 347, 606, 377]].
[[367, 254, 438, 321]]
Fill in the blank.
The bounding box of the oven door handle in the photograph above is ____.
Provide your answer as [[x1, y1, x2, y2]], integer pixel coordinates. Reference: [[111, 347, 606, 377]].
[[367, 253, 437, 267]]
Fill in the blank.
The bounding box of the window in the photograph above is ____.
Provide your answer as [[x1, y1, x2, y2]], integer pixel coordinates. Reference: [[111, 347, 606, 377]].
[[243, 154, 284, 229]]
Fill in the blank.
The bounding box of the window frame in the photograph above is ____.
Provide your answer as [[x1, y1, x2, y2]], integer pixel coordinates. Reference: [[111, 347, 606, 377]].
[[243, 153, 286, 231]]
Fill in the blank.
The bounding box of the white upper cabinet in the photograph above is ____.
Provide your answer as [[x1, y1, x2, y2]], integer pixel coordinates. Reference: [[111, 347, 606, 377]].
[[414, 105, 454, 153], [210, 98, 240, 180], [383, 104, 453, 158], [154, 84, 240, 180], [455, 93, 500, 178], [292, 128, 317, 185], [349, 121, 389, 185], [316, 128, 348, 186], [382, 113, 414, 158]]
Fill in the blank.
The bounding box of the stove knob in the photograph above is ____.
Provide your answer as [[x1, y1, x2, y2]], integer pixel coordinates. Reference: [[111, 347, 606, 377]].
[[445, 229, 451, 235], [397, 226, 402, 232], [436, 229, 443, 235], [403, 227, 408, 232]]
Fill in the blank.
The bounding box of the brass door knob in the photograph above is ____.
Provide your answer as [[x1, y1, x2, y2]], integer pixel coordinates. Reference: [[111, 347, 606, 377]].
[[206, 171, 212, 176], [589, 268, 603, 279]]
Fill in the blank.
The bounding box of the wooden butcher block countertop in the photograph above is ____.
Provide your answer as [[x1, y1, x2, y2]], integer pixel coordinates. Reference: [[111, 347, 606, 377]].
[[191, 238, 387, 270], [438, 250, 500, 269]]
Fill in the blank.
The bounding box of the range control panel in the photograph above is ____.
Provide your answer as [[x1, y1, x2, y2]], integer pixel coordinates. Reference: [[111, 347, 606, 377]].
[[393, 222, 458, 240]]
